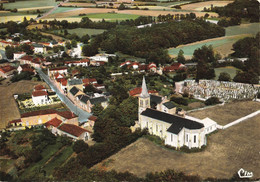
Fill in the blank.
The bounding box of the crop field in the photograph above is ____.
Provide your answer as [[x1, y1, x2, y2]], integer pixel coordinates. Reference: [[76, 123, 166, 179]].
[[214, 66, 240, 80], [0, 15, 37, 23], [51, 28, 105, 37], [27, 23, 50, 30], [188, 101, 260, 125], [168, 22, 259, 58], [93, 114, 260, 179], [181, 1, 233, 11], [0, 80, 49, 129], [51, 7, 81, 14], [45, 7, 217, 19], [168, 34, 249, 58], [61, 2, 95, 7], [83, 13, 140, 21], [3, 0, 58, 10]]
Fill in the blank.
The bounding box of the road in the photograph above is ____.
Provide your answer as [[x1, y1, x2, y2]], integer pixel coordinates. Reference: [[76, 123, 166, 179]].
[[36, 68, 91, 123], [35, 0, 69, 21], [0, 50, 7, 60]]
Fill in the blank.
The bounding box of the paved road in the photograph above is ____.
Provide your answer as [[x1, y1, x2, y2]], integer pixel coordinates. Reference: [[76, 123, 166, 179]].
[[35, 0, 69, 21], [0, 50, 7, 60], [36, 68, 91, 123]]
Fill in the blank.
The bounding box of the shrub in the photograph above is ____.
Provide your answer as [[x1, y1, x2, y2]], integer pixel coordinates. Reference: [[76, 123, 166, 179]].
[[205, 97, 221, 105], [170, 97, 188, 106], [73, 140, 89, 154]]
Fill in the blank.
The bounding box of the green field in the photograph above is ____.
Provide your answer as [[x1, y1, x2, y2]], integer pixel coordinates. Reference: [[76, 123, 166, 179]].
[[51, 7, 80, 14], [52, 28, 106, 37], [81, 13, 140, 21], [168, 23, 260, 57], [168, 36, 241, 57], [3, 0, 58, 9], [225, 23, 260, 36], [214, 66, 240, 80]]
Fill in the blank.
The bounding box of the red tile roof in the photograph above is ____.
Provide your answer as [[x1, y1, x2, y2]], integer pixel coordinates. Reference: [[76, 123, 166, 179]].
[[0, 65, 15, 73], [21, 55, 33, 61], [21, 109, 78, 119], [45, 117, 62, 128], [82, 78, 97, 84], [32, 91, 48, 97], [34, 84, 46, 91], [129, 87, 158, 96], [58, 111, 77, 119], [88, 115, 97, 121], [21, 109, 57, 118], [57, 78, 67, 86], [49, 67, 67, 71], [58, 124, 91, 137], [9, 119, 22, 124]]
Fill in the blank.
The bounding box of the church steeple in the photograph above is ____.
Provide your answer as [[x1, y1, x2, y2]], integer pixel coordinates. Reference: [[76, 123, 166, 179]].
[[138, 76, 150, 121], [140, 76, 149, 98]]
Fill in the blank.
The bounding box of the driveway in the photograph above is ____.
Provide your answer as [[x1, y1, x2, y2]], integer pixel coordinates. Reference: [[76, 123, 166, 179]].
[[36, 68, 91, 123]]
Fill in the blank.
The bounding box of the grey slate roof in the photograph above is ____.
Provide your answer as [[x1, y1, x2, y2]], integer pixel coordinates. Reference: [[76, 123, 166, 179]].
[[69, 86, 79, 96], [150, 94, 163, 104], [77, 94, 90, 104], [163, 101, 176, 109], [141, 108, 204, 134], [89, 96, 107, 105], [68, 79, 83, 86]]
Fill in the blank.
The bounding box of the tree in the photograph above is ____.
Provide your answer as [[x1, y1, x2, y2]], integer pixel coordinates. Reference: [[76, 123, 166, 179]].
[[65, 41, 71, 49], [177, 49, 185, 63], [82, 44, 98, 57], [91, 104, 103, 117], [205, 97, 220, 105], [71, 39, 77, 48], [73, 140, 89, 154], [5, 46, 14, 59], [20, 43, 33, 55], [218, 72, 231, 81], [53, 46, 59, 53], [82, 34, 90, 44], [118, 3, 125, 10]]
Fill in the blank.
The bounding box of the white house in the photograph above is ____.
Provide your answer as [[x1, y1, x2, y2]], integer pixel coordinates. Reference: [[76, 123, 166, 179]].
[[13, 52, 26, 60], [65, 59, 90, 67], [33, 44, 46, 54], [138, 77, 206, 149], [32, 90, 51, 105], [48, 67, 68, 77], [185, 116, 217, 135]]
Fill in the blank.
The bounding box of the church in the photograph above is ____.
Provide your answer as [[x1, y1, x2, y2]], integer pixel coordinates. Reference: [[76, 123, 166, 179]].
[[138, 77, 207, 149]]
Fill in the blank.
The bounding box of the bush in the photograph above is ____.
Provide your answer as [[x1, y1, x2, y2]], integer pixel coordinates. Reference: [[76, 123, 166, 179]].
[[180, 145, 206, 153], [73, 140, 89, 154], [205, 97, 220, 105], [170, 97, 188, 106]]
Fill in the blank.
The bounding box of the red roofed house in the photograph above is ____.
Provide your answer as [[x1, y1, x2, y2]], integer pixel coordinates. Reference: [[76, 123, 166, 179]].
[[129, 87, 158, 97], [45, 117, 63, 134], [56, 78, 68, 93], [9, 109, 78, 128], [148, 62, 157, 72], [163, 63, 186, 72], [65, 59, 90, 67], [82, 78, 97, 86], [34, 84, 47, 91], [32, 90, 51, 105], [19, 55, 34, 65], [17, 64, 35, 74], [57, 123, 92, 141], [48, 67, 68, 77], [13, 52, 26, 60], [0, 65, 16, 78]]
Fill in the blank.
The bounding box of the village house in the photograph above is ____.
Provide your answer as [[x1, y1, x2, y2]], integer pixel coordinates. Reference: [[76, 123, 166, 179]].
[[32, 90, 50, 105], [33, 43, 46, 54], [65, 59, 90, 67], [13, 52, 26, 60], [48, 67, 68, 77], [87, 96, 108, 113], [0, 65, 16, 78], [67, 78, 83, 91], [17, 64, 35, 74], [68, 86, 85, 103], [163, 63, 186, 73], [138, 77, 206, 149], [8, 109, 78, 128]]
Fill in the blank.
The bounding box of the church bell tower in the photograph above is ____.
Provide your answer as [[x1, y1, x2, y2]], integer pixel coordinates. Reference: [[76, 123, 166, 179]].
[[138, 76, 150, 118]]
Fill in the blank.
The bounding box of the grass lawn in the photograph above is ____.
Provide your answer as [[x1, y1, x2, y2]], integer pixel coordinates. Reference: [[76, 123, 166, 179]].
[[51, 7, 80, 14], [93, 114, 260, 179], [188, 101, 260, 125], [3, 0, 58, 10], [19, 102, 69, 114], [43, 146, 74, 175], [51, 28, 105, 37], [225, 23, 260, 36], [82, 13, 140, 21], [214, 66, 240, 80]]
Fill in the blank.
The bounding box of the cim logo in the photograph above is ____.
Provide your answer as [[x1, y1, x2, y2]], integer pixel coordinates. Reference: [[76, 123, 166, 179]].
[[237, 168, 253, 178]]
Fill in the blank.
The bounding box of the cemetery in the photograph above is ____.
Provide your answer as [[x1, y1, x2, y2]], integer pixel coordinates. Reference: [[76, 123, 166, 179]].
[[180, 80, 260, 102]]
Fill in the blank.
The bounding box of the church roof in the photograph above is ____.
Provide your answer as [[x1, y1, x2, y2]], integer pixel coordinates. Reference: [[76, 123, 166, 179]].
[[163, 101, 176, 109], [150, 94, 163, 104], [140, 76, 149, 98], [141, 108, 204, 134]]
